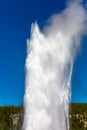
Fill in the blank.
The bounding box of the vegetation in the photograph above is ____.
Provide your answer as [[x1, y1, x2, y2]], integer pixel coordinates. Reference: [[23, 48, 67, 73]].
[[0, 105, 23, 130], [69, 103, 87, 130], [0, 103, 87, 130]]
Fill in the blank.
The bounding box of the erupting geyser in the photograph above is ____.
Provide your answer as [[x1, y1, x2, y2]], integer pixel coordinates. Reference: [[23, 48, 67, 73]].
[[23, 1, 86, 130]]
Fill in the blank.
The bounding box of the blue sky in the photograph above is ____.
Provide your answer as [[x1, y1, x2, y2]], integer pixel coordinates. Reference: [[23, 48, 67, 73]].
[[0, 0, 87, 105]]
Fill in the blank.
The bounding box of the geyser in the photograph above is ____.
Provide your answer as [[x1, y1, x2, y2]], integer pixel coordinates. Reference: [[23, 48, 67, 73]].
[[23, 1, 86, 130]]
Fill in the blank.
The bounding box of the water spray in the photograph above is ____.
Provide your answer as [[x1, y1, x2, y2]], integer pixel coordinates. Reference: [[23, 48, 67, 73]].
[[23, 1, 86, 130]]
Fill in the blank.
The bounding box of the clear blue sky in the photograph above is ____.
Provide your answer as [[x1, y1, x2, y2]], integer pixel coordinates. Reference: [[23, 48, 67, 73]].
[[0, 0, 87, 105]]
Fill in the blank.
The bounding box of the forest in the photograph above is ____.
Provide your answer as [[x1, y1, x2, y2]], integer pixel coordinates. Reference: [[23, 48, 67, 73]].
[[70, 103, 87, 130], [0, 103, 87, 130], [0, 105, 23, 130]]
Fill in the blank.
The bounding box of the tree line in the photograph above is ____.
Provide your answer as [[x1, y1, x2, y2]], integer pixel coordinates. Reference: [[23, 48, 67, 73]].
[[0, 103, 87, 130]]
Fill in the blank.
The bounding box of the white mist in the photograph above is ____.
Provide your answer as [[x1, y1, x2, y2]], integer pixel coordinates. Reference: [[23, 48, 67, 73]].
[[23, 1, 86, 130]]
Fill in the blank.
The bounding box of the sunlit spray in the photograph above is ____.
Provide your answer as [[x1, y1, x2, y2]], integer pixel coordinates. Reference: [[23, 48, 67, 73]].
[[23, 1, 86, 130]]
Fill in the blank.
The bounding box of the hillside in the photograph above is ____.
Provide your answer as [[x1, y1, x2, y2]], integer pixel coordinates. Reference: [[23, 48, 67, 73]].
[[0, 103, 87, 130]]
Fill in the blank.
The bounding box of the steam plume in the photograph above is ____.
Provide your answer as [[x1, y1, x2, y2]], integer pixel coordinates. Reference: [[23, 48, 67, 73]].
[[23, 1, 86, 130]]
